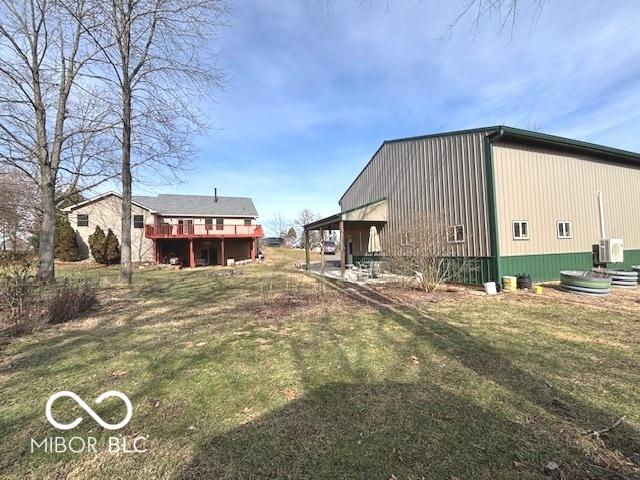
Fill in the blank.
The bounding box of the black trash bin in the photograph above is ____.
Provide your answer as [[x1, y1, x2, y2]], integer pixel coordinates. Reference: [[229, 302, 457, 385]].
[[517, 273, 533, 290]]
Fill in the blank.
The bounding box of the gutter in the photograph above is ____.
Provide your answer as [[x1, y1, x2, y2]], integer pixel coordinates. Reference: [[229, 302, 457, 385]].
[[485, 127, 505, 284]]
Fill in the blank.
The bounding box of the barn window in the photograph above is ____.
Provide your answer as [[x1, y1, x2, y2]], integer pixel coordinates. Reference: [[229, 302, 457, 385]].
[[133, 215, 144, 228], [513, 220, 529, 240], [77, 214, 89, 227], [557, 221, 571, 239], [448, 225, 465, 243]]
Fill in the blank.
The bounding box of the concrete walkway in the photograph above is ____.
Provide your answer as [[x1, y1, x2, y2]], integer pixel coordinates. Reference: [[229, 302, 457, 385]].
[[308, 259, 394, 285]]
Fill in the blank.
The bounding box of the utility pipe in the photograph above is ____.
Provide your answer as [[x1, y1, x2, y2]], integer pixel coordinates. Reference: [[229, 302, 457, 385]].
[[597, 191, 606, 239]]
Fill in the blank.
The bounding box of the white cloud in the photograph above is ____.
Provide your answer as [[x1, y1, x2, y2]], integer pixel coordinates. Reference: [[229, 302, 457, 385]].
[[170, 0, 640, 221]]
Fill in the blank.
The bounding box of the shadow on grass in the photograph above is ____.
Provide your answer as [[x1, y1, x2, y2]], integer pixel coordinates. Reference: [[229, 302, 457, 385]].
[[322, 279, 640, 475], [3, 268, 638, 479], [177, 277, 639, 479], [177, 380, 539, 479], [177, 377, 634, 480]]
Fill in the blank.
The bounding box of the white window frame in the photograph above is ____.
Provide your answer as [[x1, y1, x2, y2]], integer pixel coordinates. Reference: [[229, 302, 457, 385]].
[[133, 214, 144, 229], [447, 224, 465, 243], [557, 220, 572, 239], [512, 220, 530, 240], [76, 214, 89, 227]]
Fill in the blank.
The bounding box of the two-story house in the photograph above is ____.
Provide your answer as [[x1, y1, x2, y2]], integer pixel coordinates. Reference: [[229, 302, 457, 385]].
[[62, 191, 263, 267]]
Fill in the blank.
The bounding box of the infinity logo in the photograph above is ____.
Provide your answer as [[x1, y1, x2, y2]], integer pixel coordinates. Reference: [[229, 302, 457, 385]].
[[45, 391, 133, 431]]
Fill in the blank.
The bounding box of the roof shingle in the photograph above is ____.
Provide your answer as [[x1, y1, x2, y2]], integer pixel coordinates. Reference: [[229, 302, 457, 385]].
[[132, 194, 258, 217]]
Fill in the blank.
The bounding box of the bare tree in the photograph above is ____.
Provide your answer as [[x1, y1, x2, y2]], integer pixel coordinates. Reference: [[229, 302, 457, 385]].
[[385, 213, 474, 292], [267, 211, 292, 238], [324, 1, 548, 38], [0, 170, 33, 251], [0, 0, 116, 281], [81, 0, 226, 284], [295, 208, 320, 247], [445, 0, 548, 39], [284, 226, 297, 247]]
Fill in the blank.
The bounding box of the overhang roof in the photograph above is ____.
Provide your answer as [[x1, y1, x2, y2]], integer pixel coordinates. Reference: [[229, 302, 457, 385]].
[[304, 198, 388, 231]]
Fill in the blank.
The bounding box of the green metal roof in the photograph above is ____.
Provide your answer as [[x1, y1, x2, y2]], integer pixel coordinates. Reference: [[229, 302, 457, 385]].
[[339, 125, 640, 204], [493, 126, 640, 163]]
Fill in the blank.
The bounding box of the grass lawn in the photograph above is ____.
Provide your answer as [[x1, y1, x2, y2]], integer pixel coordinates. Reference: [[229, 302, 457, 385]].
[[1, 248, 639, 479]]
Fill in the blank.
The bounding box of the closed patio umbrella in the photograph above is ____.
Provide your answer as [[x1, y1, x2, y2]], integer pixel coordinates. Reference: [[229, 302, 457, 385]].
[[367, 226, 381, 278], [367, 226, 381, 254]]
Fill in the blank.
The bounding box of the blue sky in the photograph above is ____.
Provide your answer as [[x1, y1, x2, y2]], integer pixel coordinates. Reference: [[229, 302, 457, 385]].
[[134, 0, 640, 230]]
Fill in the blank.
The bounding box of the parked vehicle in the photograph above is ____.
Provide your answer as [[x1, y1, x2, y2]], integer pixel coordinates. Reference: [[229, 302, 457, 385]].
[[322, 241, 337, 254], [265, 237, 284, 247]]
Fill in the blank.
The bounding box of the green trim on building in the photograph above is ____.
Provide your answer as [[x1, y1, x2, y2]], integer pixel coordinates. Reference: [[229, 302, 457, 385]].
[[484, 128, 505, 284], [498, 126, 640, 165], [341, 197, 387, 215], [501, 249, 640, 282]]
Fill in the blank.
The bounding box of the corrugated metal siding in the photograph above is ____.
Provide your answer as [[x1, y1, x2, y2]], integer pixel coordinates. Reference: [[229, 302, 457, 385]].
[[494, 141, 640, 256], [501, 249, 640, 282], [340, 131, 492, 257]]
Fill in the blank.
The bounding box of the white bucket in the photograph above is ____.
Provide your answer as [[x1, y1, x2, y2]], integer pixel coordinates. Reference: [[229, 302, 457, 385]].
[[483, 282, 497, 295]]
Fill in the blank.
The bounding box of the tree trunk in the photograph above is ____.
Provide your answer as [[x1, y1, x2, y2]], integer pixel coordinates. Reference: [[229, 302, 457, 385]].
[[119, 81, 132, 284], [38, 166, 56, 282]]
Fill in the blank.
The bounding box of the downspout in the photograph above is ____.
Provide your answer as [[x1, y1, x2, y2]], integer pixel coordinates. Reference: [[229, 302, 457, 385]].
[[597, 191, 606, 239], [484, 127, 505, 284]]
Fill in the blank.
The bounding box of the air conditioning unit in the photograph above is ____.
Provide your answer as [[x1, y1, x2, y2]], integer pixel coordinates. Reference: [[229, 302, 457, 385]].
[[599, 238, 624, 263]]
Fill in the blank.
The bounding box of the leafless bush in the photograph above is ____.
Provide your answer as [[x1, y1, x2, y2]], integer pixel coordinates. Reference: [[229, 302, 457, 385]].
[[45, 279, 99, 325], [0, 253, 37, 323], [384, 213, 473, 292], [1, 253, 99, 335]]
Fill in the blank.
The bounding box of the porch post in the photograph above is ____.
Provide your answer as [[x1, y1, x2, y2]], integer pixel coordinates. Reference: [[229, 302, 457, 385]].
[[320, 227, 325, 274], [189, 239, 195, 268], [251, 239, 256, 261], [339, 220, 345, 277], [221, 238, 225, 266], [304, 229, 310, 271]]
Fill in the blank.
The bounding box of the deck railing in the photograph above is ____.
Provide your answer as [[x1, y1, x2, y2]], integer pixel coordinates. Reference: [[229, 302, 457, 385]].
[[145, 223, 263, 239]]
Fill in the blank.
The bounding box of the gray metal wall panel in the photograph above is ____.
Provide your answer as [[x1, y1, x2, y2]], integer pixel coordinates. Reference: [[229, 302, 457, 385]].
[[341, 131, 492, 257]]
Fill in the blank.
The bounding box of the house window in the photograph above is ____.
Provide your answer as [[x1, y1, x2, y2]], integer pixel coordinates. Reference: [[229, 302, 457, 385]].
[[557, 221, 572, 239], [216, 218, 224, 230], [77, 214, 89, 227], [448, 224, 465, 243], [513, 220, 529, 240], [205, 218, 213, 230], [133, 215, 144, 228], [244, 218, 252, 226]]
